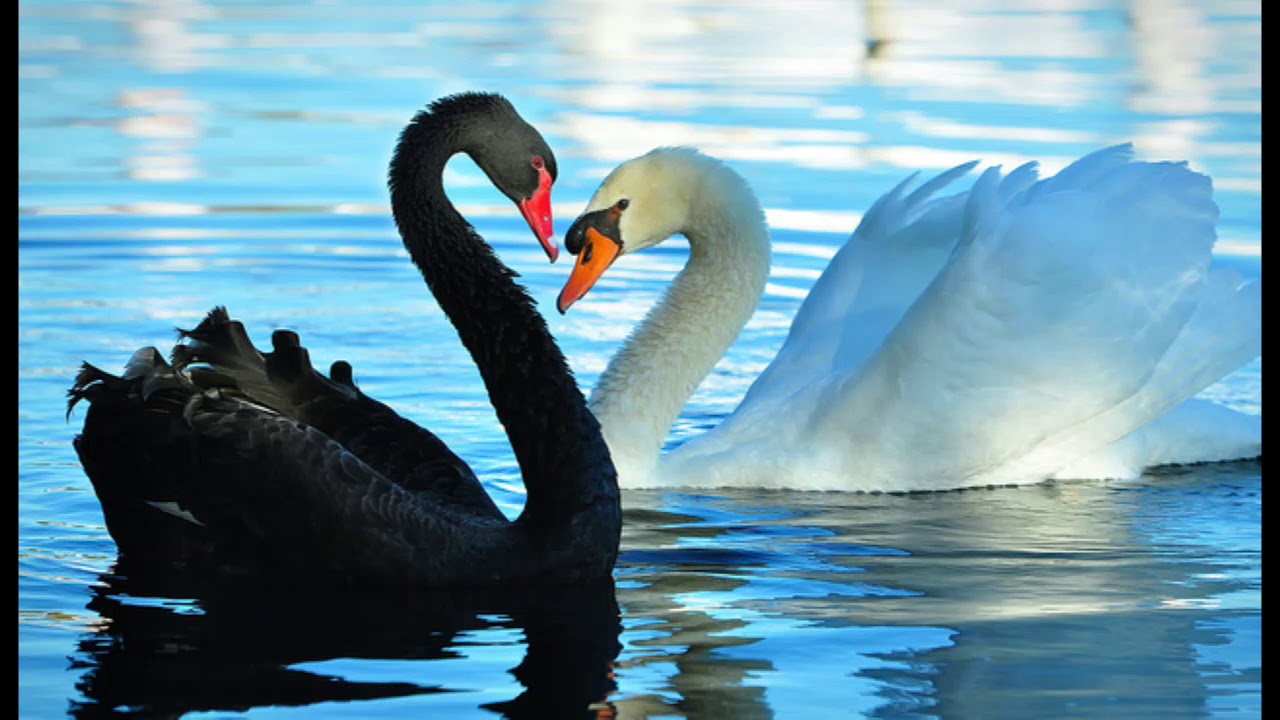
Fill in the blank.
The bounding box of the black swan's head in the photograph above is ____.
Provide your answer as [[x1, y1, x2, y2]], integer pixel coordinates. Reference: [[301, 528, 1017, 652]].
[[399, 93, 561, 261]]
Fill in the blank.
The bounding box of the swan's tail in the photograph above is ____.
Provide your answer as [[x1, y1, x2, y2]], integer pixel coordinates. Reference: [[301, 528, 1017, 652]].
[[68, 309, 329, 564], [69, 347, 221, 563], [69, 308, 498, 565]]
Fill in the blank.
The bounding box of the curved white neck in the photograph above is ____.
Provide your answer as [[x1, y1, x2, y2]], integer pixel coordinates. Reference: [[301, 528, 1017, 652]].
[[589, 194, 771, 484]]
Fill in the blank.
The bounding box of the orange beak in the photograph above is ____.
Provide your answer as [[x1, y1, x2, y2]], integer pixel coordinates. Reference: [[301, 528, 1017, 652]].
[[557, 227, 621, 314], [517, 163, 558, 262]]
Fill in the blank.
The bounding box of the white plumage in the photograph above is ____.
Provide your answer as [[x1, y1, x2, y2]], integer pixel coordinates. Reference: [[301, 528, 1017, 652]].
[[569, 145, 1261, 491]]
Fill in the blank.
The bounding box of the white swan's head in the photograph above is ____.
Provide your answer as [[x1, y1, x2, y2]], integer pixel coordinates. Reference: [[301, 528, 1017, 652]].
[[558, 147, 755, 313]]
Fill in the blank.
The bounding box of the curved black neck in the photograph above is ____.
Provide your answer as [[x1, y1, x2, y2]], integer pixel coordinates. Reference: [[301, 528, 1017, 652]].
[[388, 108, 616, 536]]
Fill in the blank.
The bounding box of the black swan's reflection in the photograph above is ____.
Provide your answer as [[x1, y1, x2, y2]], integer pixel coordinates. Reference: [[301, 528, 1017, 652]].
[[69, 562, 621, 718]]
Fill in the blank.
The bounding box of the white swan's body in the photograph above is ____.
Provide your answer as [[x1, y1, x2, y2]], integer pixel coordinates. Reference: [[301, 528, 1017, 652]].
[[562, 145, 1261, 491]]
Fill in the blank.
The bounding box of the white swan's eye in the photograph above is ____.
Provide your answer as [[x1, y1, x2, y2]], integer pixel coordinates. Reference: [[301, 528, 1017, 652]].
[[616, 198, 629, 211]]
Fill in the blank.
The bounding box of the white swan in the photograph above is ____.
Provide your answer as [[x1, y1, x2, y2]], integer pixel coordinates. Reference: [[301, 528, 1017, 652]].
[[557, 145, 1262, 491]]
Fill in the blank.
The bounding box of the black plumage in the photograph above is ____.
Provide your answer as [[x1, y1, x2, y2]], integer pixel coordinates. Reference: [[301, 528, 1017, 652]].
[[67, 93, 620, 586]]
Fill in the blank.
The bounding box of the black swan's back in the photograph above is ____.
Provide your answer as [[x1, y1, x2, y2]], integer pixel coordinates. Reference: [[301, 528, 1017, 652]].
[[68, 94, 619, 586], [70, 310, 514, 581]]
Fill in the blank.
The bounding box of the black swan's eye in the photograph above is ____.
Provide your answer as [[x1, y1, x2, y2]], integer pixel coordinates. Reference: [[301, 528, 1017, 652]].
[[531, 156, 545, 170], [616, 198, 630, 210]]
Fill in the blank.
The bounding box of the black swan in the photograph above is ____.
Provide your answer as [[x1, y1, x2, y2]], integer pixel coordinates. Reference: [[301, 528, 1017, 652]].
[[67, 92, 620, 586]]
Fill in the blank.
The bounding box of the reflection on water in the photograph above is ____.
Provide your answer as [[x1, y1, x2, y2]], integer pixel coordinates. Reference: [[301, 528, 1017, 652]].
[[58, 464, 1260, 718], [19, 0, 1260, 717], [71, 569, 622, 719], [607, 465, 1260, 719]]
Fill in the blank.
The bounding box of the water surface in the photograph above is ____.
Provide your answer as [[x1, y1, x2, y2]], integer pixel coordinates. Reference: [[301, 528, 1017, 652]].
[[19, 1, 1261, 718]]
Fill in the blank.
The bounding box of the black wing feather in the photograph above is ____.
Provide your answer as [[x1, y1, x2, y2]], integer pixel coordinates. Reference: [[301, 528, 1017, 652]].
[[68, 308, 509, 579]]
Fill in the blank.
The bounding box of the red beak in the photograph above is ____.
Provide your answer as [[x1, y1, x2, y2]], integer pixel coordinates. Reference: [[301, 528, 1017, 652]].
[[518, 164, 558, 262]]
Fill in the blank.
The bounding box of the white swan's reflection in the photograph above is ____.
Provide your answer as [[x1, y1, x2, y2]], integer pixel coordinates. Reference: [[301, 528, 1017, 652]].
[[606, 464, 1259, 718]]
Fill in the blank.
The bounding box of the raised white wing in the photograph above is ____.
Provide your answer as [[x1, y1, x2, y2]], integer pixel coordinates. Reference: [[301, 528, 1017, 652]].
[[664, 145, 1259, 490]]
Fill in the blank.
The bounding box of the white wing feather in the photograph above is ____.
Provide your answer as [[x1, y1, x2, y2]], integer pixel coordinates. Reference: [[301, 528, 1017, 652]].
[[662, 145, 1260, 490]]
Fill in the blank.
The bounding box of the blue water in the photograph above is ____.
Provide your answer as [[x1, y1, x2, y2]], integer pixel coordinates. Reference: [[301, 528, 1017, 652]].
[[19, 1, 1261, 718]]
